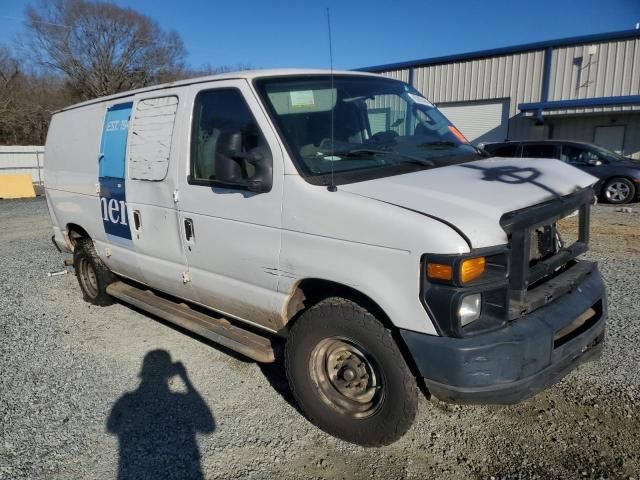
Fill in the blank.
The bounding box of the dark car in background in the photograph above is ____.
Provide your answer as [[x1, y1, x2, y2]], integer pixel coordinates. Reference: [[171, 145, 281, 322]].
[[481, 140, 640, 204]]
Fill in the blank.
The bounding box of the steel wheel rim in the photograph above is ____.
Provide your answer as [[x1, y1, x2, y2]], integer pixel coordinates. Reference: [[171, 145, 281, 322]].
[[309, 337, 384, 418], [606, 182, 630, 202], [78, 257, 98, 298]]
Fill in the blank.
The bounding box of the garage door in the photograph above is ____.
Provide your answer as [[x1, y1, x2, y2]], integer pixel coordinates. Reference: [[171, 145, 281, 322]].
[[438, 99, 510, 144], [594, 125, 625, 154]]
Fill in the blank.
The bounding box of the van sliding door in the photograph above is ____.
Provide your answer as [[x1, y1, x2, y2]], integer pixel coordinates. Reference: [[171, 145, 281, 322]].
[[125, 93, 196, 300]]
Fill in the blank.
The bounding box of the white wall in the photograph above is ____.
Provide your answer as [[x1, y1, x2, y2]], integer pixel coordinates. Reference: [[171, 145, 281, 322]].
[[0, 146, 45, 183]]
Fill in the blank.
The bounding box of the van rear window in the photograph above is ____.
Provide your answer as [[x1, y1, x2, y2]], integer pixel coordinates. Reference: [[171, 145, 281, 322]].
[[129, 96, 178, 181]]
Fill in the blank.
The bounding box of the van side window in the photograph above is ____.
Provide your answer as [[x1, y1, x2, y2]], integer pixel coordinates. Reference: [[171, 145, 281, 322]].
[[521, 144, 556, 159], [190, 89, 269, 187], [129, 96, 178, 181]]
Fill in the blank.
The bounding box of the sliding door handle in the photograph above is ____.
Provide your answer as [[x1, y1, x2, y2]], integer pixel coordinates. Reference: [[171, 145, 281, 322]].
[[133, 210, 142, 231], [184, 218, 194, 242]]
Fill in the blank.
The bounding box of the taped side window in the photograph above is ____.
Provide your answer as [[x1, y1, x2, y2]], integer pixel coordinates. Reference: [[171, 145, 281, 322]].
[[129, 96, 178, 181]]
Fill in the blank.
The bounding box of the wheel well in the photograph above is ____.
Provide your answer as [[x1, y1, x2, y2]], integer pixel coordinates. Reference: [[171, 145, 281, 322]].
[[285, 278, 392, 327], [603, 176, 637, 187], [66, 223, 90, 248], [284, 278, 429, 394]]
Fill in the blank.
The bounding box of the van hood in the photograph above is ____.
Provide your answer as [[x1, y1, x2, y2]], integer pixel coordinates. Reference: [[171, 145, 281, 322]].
[[340, 157, 598, 249]]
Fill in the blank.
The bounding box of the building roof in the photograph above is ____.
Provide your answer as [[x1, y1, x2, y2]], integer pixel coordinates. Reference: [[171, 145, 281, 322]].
[[358, 29, 640, 72]]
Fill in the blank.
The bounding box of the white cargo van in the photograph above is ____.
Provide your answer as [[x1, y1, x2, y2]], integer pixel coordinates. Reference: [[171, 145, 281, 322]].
[[45, 69, 606, 446]]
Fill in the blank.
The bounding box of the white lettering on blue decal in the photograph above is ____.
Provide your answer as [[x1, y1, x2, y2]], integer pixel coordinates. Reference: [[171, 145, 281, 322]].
[[118, 200, 128, 225], [101, 197, 128, 226], [100, 197, 109, 221], [108, 198, 120, 224]]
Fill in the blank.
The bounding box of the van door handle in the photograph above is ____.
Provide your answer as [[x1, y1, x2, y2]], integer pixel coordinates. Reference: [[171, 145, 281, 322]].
[[133, 210, 142, 231], [184, 218, 194, 242]]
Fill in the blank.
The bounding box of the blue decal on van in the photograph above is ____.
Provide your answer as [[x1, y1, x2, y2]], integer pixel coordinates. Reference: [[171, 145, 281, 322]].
[[99, 102, 133, 245]]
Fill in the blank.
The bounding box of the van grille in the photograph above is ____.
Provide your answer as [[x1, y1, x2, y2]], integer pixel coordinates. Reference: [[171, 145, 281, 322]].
[[500, 189, 593, 319], [529, 213, 579, 267], [529, 225, 557, 265]]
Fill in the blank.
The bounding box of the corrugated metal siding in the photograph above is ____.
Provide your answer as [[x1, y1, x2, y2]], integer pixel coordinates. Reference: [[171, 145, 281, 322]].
[[549, 114, 640, 159], [412, 51, 545, 117], [549, 38, 640, 100], [0, 146, 45, 183], [509, 117, 550, 140], [367, 34, 640, 148], [366, 94, 407, 135], [379, 69, 410, 83]]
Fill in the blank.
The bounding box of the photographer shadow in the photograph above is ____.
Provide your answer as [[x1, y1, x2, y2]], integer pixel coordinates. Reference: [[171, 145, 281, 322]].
[[107, 350, 215, 480]]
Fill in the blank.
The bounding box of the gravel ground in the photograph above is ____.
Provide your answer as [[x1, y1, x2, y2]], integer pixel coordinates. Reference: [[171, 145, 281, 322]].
[[1, 197, 639, 480]]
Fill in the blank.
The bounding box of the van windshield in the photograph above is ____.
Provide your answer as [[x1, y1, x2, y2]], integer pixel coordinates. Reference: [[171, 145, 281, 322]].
[[255, 75, 482, 185]]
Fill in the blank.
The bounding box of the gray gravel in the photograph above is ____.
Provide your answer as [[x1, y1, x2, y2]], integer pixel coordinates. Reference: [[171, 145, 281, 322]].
[[1, 198, 639, 480]]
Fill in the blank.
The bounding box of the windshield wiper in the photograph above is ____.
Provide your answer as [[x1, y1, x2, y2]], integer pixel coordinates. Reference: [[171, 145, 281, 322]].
[[320, 147, 436, 168], [340, 148, 436, 166], [419, 140, 489, 158], [330, 148, 388, 157], [418, 141, 457, 149], [395, 157, 435, 167]]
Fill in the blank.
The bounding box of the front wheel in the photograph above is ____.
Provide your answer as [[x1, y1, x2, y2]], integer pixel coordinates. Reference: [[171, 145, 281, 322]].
[[73, 238, 115, 306], [285, 297, 418, 446], [603, 177, 635, 204]]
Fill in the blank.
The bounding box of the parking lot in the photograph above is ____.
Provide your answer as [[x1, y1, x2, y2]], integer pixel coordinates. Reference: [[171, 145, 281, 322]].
[[1, 197, 639, 480]]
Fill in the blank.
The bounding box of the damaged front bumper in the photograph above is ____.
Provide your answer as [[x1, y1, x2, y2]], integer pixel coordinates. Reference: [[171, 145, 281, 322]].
[[401, 261, 606, 404]]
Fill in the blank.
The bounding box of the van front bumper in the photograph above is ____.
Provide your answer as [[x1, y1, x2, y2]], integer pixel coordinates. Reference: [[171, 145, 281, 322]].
[[400, 263, 606, 404]]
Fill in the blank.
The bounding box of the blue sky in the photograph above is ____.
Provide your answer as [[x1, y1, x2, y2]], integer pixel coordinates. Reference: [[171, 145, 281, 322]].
[[1, 0, 639, 70]]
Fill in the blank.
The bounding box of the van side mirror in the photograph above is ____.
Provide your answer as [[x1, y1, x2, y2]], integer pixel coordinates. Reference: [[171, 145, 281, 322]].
[[215, 131, 273, 193]]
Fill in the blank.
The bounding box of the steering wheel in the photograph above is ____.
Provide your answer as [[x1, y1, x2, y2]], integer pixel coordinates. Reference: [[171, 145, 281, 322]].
[[371, 130, 399, 143]]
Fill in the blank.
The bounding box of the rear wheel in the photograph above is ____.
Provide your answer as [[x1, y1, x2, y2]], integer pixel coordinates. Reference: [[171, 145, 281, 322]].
[[603, 177, 635, 204], [73, 238, 115, 306], [285, 297, 418, 446]]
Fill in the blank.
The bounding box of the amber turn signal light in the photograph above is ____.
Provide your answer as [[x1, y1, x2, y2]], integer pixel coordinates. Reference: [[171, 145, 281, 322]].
[[460, 257, 486, 283], [426, 263, 453, 281]]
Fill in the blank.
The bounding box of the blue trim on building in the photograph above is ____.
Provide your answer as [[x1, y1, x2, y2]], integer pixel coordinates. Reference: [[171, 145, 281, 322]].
[[357, 29, 640, 72], [540, 47, 553, 103], [535, 47, 555, 120], [519, 95, 640, 112]]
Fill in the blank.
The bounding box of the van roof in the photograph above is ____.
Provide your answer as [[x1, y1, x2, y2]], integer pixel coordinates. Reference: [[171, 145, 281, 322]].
[[55, 68, 383, 113]]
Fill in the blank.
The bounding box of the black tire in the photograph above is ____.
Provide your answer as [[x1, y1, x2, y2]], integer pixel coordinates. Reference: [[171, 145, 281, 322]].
[[73, 238, 115, 306], [285, 297, 418, 446], [602, 177, 635, 204]]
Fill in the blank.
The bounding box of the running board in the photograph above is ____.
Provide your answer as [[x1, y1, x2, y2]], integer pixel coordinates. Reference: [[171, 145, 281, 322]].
[[106, 281, 276, 363]]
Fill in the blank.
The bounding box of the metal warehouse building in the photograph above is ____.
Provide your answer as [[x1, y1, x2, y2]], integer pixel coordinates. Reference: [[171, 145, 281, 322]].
[[361, 29, 640, 158]]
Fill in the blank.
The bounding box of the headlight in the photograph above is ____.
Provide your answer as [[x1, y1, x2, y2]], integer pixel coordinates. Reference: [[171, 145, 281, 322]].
[[458, 294, 482, 326], [421, 248, 508, 337]]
